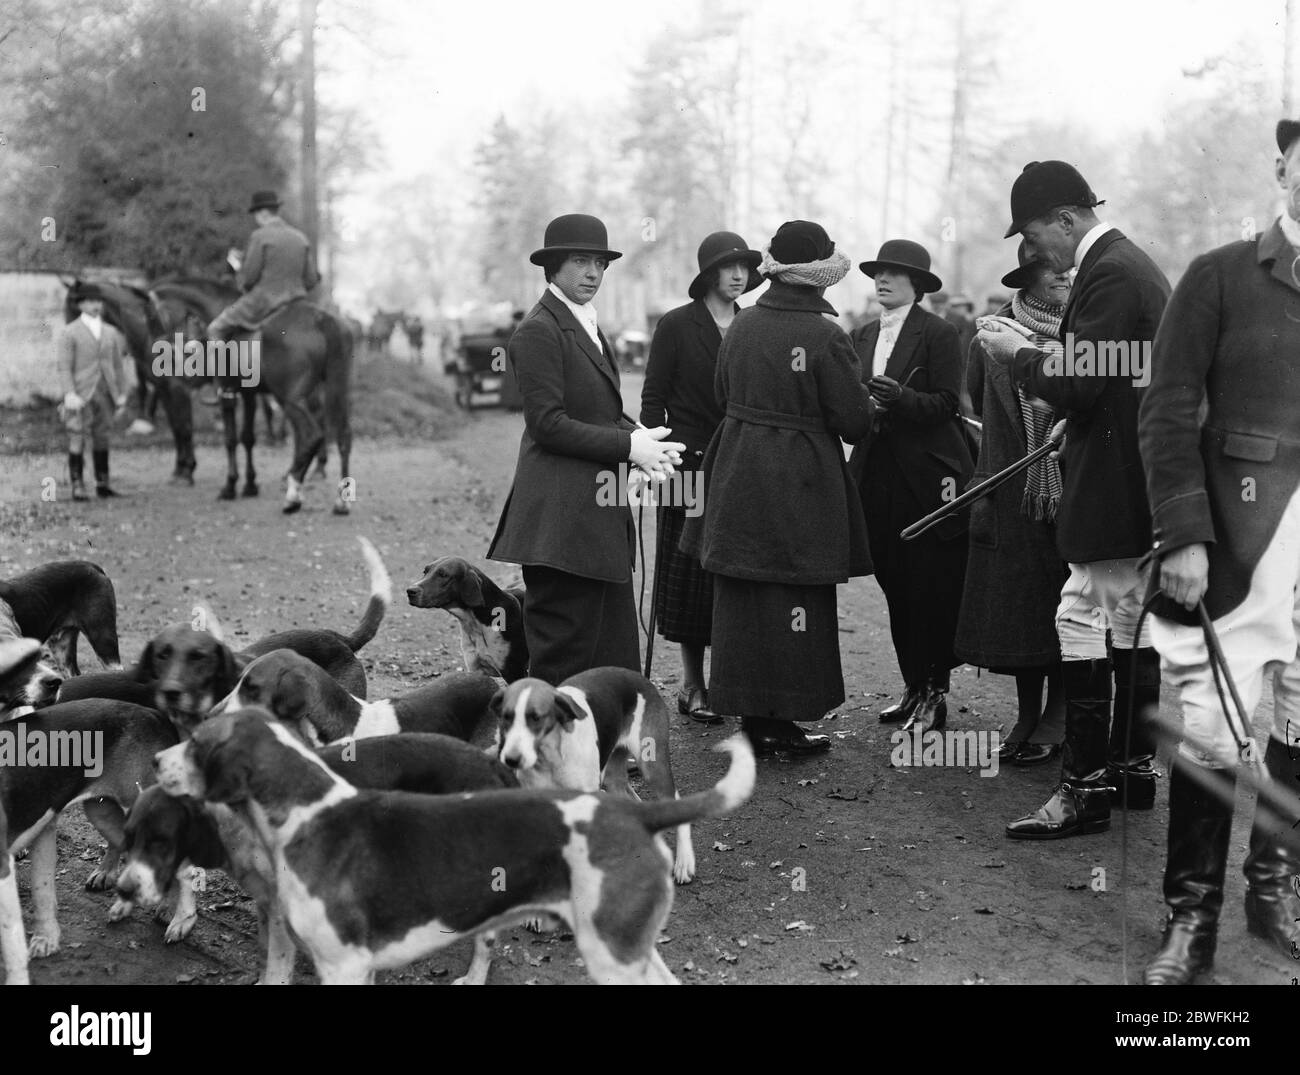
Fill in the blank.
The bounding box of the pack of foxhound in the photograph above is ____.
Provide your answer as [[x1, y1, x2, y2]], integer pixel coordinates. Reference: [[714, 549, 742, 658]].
[[0, 543, 754, 985]]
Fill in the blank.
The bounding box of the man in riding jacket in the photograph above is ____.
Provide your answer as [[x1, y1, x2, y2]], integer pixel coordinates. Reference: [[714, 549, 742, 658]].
[[59, 281, 129, 500], [1137, 119, 1300, 985], [207, 190, 320, 340]]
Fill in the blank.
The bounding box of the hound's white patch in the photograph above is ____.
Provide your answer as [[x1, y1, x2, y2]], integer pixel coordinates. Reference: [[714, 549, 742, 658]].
[[499, 685, 537, 771], [353, 699, 399, 739], [9, 809, 57, 856], [448, 608, 513, 678], [154, 742, 200, 797], [550, 687, 601, 791], [0, 857, 28, 984]]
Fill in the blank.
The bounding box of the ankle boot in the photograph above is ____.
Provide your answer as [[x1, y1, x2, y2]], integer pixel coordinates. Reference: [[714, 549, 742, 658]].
[[1006, 658, 1112, 839], [1144, 758, 1235, 984], [68, 452, 88, 501], [1109, 647, 1161, 809], [92, 449, 120, 497], [1242, 737, 1300, 959], [901, 679, 947, 733], [879, 683, 920, 724]]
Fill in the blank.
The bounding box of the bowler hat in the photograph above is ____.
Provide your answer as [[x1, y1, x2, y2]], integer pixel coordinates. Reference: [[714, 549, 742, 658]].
[[248, 190, 281, 213], [71, 281, 103, 303], [1278, 119, 1300, 156], [767, 220, 834, 267], [529, 214, 622, 266], [858, 239, 943, 295], [1000, 240, 1049, 290], [688, 231, 762, 300], [1003, 161, 1102, 238]]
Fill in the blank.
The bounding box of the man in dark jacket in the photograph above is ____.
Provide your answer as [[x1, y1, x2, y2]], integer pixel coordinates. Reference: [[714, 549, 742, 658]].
[[980, 161, 1171, 840], [207, 190, 320, 339], [1136, 120, 1300, 985]]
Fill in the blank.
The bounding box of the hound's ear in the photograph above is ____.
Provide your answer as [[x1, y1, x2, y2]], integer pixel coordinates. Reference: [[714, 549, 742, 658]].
[[212, 644, 240, 697], [488, 686, 506, 720], [134, 641, 156, 683], [270, 667, 310, 724], [201, 748, 250, 805], [458, 569, 484, 609], [554, 691, 588, 729]]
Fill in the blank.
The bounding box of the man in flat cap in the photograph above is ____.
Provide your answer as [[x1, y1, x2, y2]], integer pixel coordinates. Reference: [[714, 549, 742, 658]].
[[980, 161, 1171, 841], [1136, 120, 1300, 985]]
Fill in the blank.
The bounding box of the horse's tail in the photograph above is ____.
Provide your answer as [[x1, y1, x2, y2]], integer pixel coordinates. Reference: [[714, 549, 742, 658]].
[[319, 308, 353, 441]]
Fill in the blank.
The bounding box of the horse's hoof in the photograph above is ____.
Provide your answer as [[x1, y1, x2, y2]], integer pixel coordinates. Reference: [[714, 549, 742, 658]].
[[332, 502, 350, 516], [170, 474, 194, 487], [218, 486, 236, 501], [242, 483, 259, 498], [282, 500, 303, 515]]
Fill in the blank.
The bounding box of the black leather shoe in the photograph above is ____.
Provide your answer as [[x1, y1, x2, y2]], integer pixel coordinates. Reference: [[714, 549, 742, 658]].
[[742, 718, 831, 756], [879, 684, 920, 723], [998, 738, 1025, 762], [901, 681, 946, 734], [1014, 742, 1061, 766], [1107, 764, 1157, 809], [677, 687, 723, 725], [1145, 918, 1217, 985], [95, 484, 121, 498], [1006, 781, 1112, 839]]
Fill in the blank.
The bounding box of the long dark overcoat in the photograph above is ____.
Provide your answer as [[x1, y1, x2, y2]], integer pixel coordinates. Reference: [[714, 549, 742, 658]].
[[954, 313, 1067, 668], [488, 289, 636, 583], [1140, 220, 1300, 624], [680, 282, 875, 584]]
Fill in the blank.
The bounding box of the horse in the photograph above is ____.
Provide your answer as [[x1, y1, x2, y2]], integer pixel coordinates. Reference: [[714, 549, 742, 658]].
[[367, 309, 403, 354], [148, 278, 354, 515], [62, 280, 198, 483]]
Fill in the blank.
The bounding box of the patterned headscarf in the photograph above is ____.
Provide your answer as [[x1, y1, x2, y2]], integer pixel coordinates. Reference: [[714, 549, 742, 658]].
[[757, 247, 852, 288]]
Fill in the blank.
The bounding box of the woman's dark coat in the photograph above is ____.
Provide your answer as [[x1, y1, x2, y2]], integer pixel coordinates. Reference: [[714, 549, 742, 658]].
[[640, 299, 727, 454], [488, 289, 636, 583], [846, 303, 974, 539], [954, 311, 1066, 668], [681, 282, 875, 585]]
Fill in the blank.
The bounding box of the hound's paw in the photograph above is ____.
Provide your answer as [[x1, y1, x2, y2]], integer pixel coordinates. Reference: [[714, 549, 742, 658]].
[[523, 917, 554, 934], [673, 857, 696, 886], [84, 868, 116, 891], [107, 898, 134, 923], [28, 930, 59, 958], [164, 911, 197, 943], [4, 969, 31, 985]]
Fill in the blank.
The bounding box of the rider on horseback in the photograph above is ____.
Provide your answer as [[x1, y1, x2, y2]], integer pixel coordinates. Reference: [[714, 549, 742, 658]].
[[206, 190, 320, 342]]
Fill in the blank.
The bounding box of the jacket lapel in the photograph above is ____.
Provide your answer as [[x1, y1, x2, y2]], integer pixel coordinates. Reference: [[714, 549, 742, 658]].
[[883, 305, 924, 381], [691, 299, 722, 356], [540, 290, 620, 395], [1063, 228, 1124, 331]]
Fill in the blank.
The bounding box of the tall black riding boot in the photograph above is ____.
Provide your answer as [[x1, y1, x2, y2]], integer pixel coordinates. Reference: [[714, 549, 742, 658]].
[[1109, 647, 1161, 809], [1006, 658, 1112, 839], [1144, 757, 1235, 984], [92, 448, 120, 497], [1243, 737, 1300, 959], [68, 452, 88, 501]]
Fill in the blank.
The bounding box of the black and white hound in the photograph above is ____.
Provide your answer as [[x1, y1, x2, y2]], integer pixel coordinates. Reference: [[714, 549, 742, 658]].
[[406, 556, 528, 682], [155, 709, 754, 984]]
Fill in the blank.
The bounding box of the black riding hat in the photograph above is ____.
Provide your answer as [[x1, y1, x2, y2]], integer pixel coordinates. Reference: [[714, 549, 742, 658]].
[[858, 239, 942, 295], [689, 231, 762, 300], [248, 190, 281, 213], [1003, 161, 1102, 238], [1001, 240, 1050, 290], [1278, 118, 1300, 156], [529, 214, 622, 266], [71, 281, 103, 303]]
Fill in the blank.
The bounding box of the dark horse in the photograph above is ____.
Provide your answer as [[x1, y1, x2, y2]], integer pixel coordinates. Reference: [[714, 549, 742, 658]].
[[62, 280, 198, 483], [149, 278, 355, 515]]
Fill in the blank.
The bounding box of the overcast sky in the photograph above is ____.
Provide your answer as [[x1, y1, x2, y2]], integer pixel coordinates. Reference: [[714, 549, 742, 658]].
[[323, 0, 1293, 179]]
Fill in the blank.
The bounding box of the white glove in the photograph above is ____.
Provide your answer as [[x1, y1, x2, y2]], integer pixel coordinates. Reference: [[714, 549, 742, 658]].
[[63, 391, 84, 412], [629, 426, 684, 478]]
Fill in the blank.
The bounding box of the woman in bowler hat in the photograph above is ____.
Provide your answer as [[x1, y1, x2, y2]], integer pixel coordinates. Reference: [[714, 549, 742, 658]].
[[640, 231, 763, 723], [954, 242, 1071, 765], [681, 220, 875, 755], [848, 239, 974, 734], [488, 213, 684, 684]]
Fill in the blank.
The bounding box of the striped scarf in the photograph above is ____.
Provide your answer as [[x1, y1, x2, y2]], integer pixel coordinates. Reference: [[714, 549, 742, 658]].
[[1010, 289, 1065, 522]]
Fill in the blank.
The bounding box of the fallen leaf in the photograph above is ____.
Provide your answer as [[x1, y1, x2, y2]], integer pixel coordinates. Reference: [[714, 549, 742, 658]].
[[713, 841, 733, 852], [784, 920, 813, 932]]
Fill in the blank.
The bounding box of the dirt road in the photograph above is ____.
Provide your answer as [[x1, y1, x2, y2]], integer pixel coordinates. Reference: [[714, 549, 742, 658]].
[[0, 374, 1292, 985]]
